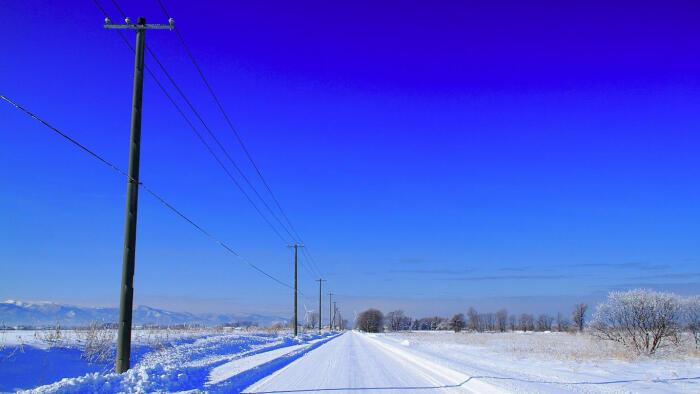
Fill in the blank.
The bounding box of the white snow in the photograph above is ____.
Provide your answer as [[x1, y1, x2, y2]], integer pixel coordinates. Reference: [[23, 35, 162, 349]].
[[245, 331, 504, 393], [4, 329, 698, 393], [206, 335, 335, 386], [245, 330, 699, 393]]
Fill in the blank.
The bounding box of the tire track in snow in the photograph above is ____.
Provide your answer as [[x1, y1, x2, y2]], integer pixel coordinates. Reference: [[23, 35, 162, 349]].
[[206, 336, 337, 386], [244, 331, 506, 393]]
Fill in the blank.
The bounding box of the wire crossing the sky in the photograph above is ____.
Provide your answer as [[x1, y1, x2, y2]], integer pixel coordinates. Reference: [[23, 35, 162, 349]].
[[93, 0, 324, 287], [156, 0, 326, 279], [0, 93, 300, 293], [97, 1, 307, 258]]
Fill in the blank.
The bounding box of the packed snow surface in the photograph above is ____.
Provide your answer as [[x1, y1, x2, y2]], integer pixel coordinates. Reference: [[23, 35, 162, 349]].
[[246, 331, 699, 393]]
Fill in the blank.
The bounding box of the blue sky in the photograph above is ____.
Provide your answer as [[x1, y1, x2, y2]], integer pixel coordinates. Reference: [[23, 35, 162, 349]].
[[1, 0, 699, 319]]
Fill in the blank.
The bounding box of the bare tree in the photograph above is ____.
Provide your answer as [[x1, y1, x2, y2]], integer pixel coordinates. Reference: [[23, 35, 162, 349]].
[[482, 313, 496, 331], [518, 313, 534, 331], [536, 314, 553, 331], [467, 307, 479, 332], [448, 313, 465, 332], [355, 309, 384, 332], [508, 314, 517, 331], [591, 289, 683, 354], [572, 303, 588, 332], [496, 309, 508, 332], [386, 310, 406, 331], [556, 312, 570, 332]]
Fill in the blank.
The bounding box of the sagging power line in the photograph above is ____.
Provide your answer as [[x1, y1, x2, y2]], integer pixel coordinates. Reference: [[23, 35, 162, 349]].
[[91, 0, 323, 287], [155, 0, 326, 280], [0, 93, 299, 326]]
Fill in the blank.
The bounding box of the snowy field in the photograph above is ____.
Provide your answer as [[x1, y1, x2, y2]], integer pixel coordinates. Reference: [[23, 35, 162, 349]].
[[367, 331, 700, 393], [0, 328, 337, 393], [1, 329, 698, 393]]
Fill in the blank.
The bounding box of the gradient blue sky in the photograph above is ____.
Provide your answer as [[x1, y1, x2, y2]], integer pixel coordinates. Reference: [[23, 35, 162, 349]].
[[1, 0, 699, 319]]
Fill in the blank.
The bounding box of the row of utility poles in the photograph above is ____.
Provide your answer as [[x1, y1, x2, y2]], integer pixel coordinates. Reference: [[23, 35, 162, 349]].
[[290, 245, 341, 335], [107, 15, 342, 374]]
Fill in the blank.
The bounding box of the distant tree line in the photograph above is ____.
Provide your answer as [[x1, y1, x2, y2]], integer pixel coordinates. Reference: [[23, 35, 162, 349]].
[[355, 304, 588, 334], [354, 289, 699, 355]]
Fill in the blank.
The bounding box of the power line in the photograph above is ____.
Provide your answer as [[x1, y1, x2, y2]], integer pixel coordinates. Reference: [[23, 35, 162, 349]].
[[0, 93, 299, 293], [102, 0, 324, 280], [142, 44, 298, 244], [94, 0, 319, 294], [156, 0, 326, 279], [109, 0, 127, 20], [94, 0, 298, 247]]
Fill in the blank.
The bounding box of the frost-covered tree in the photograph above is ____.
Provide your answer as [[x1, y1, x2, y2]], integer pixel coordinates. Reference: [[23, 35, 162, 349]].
[[448, 313, 465, 332], [572, 303, 587, 332], [305, 311, 319, 329], [591, 289, 683, 354], [355, 309, 384, 332], [683, 295, 699, 347]]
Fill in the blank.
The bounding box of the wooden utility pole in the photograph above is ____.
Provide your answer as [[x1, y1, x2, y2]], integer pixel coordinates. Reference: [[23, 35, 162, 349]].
[[104, 15, 173, 374], [328, 292, 333, 331], [316, 279, 325, 333], [333, 301, 337, 331], [287, 244, 304, 336]]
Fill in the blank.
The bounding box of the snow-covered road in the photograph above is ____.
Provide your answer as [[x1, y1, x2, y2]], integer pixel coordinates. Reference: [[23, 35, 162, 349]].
[[244, 331, 503, 393], [246, 331, 698, 394]]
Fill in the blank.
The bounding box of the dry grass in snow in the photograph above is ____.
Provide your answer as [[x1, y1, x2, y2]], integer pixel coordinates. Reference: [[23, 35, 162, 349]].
[[393, 330, 699, 362]]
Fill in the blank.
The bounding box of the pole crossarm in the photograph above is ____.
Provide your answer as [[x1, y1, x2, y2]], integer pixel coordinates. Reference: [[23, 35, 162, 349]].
[[105, 24, 174, 30], [104, 16, 174, 30]]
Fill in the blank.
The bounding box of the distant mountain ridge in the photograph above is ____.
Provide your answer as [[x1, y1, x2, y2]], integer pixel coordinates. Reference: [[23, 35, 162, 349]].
[[0, 300, 286, 327]]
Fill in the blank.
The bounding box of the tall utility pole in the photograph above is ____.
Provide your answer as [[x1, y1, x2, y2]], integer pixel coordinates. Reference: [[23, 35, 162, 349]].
[[316, 279, 325, 333], [105, 16, 173, 374], [287, 244, 304, 337], [328, 293, 333, 331]]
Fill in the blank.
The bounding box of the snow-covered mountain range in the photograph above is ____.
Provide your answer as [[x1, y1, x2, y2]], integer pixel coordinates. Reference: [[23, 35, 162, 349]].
[[0, 300, 286, 327]]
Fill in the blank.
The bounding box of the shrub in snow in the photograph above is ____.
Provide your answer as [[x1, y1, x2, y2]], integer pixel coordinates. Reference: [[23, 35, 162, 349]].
[[38, 322, 66, 348], [355, 309, 384, 333], [591, 289, 682, 354], [77, 322, 114, 363]]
